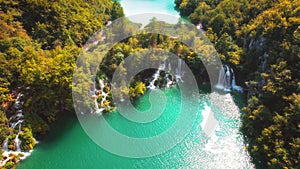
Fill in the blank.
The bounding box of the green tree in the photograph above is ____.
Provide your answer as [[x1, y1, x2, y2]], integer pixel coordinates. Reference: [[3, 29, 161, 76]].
[[111, 1, 124, 20]]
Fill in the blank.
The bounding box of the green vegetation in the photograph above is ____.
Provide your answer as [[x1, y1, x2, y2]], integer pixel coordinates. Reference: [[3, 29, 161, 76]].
[[81, 16, 216, 104], [0, 0, 299, 168], [130, 81, 146, 100], [0, 0, 123, 167], [175, 0, 300, 168]]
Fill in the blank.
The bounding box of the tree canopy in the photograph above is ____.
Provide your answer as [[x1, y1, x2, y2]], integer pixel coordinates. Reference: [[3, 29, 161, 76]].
[[0, 0, 124, 167], [176, 0, 300, 168]]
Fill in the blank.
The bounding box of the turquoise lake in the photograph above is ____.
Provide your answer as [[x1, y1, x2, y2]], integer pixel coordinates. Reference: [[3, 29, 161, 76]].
[[18, 0, 254, 168], [18, 87, 254, 169]]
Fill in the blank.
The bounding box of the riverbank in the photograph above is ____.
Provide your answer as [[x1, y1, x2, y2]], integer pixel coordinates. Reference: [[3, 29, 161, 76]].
[[3, 0, 255, 168], [18, 86, 254, 169]]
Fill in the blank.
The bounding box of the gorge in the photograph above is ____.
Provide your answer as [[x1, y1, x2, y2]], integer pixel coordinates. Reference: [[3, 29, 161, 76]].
[[1, 0, 298, 169], [15, 0, 253, 169]]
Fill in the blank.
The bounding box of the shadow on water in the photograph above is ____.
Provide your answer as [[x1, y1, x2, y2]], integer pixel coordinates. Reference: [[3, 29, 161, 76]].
[[35, 112, 77, 149]]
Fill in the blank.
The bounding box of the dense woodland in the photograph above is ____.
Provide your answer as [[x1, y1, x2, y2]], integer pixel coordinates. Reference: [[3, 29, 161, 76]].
[[0, 0, 123, 167], [0, 0, 299, 168], [175, 0, 300, 168]]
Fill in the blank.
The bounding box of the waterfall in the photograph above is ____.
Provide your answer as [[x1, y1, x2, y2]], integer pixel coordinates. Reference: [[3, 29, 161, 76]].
[[2, 138, 8, 151], [175, 58, 184, 82], [147, 58, 167, 89], [231, 69, 236, 87], [215, 65, 243, 93], [261, 52, 269, 71], [147, 57, 185, 89], [91, 79, 110, 114], [231, 69, 243, 93], [161, 58, 166, 70], [10, 94, 25, 152], [1, 93, 34, 166], [91, 80, 100, 114], [148, 68, 161, 90], [166, 61, 174, 87], [215, 67, 225, 90], [14, 124, 22, 152], [99, 79, 108, 109], [165, 73, 173, 88], [224, 65, 231, 92], [10, 119, 23, 129]]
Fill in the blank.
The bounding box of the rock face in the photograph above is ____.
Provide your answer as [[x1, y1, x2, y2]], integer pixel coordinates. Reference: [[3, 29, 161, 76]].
[[244, 35, 268, 100]]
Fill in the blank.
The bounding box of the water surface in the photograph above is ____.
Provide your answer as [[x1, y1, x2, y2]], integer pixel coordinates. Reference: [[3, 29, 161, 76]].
[[18, 87, 253, 169], [18, 1, 254, 168]]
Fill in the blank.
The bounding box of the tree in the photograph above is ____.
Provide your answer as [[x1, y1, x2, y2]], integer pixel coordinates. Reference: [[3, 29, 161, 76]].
[[215, 33, 242, 65], [130, 81, 146, 99], [111, 1, 124, 21]]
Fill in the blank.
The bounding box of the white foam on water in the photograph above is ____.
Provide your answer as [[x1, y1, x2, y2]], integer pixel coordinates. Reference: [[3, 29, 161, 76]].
[[184, 92, 254, 169], [1, 93, 36, 167], [1, 151, 33, 167], [91, 79, 111, 114]]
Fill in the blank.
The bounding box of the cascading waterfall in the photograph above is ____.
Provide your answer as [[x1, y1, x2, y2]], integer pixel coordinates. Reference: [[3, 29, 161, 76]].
[[99, 79, 108, 110], [14, 124, 22, 152], [147, 58, 179, 90], [166, 61, 173, 87], [90, 80, 100, 114], [175, 58, 184, 82], [215, 65, 243, 93], [10, 119, 23, 129], [2, 138, 8, 152], [11, 119, 24, 152], [147, 57, 184, 89], [91, 79, 110, 114], [215, 67, 225, 90], [1, 93, 33, 167], [231, 68, 243, 92], [148, 66, 162, 90], [224, 65, 231, 92], [148, 57, 166, 89], [165, 74, 173, 88], [163, 58, 175, 87], [261, 52, 268, 71], [10, 93, 25, 152]]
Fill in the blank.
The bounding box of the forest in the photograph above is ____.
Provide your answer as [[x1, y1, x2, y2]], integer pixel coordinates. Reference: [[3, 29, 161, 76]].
[[0, 0, 299, 168], [0, 0, 123, 167], [175, 0, 299, 168]]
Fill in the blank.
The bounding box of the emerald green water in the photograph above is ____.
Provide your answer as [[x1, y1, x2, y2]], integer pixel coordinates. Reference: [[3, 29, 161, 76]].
[[18, 87, 253, 168], [17, 1, 254, 168]]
